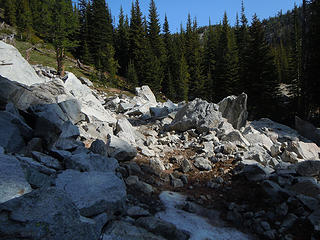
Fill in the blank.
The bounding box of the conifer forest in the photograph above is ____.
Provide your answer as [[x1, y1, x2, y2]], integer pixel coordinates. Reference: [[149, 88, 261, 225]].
[[0, 0, 319, 126]]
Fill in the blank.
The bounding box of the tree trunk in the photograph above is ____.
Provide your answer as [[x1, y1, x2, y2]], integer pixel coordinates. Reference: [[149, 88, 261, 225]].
[[56, 47, 65, 77]]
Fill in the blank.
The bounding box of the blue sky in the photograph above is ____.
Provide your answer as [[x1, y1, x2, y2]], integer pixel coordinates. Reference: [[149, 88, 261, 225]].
[[106, 0, 302, 32]]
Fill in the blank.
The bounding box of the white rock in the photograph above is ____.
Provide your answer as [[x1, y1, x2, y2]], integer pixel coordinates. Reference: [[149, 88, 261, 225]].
[[0, 41, 44, 86]]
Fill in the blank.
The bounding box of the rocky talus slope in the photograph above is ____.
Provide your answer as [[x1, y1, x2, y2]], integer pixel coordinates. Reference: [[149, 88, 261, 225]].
[[1, 40, 320, 240]]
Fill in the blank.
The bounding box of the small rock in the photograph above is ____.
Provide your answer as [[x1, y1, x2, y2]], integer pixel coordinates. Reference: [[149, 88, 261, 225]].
[[193, 157, 212, 171]]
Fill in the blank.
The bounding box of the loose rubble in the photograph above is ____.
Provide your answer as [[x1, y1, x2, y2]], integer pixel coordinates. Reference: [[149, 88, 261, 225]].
[[1, 41, 320, 239]]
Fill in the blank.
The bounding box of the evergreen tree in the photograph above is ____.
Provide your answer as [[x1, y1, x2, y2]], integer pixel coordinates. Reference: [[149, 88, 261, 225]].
[[302, 0, 320, 119], [16, 0, 33, 40], [129, 0, 147, 86], [50, 0, 78, 76], [288, 4, 302, 116], [105, 43, 119, 84], [245, 14, 279, 118], [162, 15, 175, 99], [178, 53, 190, 102], [33, 0, 53, 41], [115, 6, 130, 76], [127, 60, 139, 88], [146, 0, 165, 93], [214, 12, 239, 101], [4, 0, 16, 26], [237, 0, 250, 93], [91, 0, 114, 73], [203, 19, 216, 101], [185, 14, 204, 99], [78, 0, 91, 64]]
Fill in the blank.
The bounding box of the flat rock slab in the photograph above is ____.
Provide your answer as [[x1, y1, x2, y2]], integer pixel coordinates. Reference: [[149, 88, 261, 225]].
[[56, 170, 126, 217], [0, 187, 101, 240], [0, 154, 31, 203]]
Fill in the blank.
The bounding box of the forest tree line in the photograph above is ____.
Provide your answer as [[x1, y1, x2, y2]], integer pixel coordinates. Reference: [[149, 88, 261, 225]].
[[0, 0, 319, 125]]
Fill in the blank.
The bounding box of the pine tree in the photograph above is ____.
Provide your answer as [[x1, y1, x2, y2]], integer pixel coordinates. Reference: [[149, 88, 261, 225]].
[[115, 6, 130, 76], [178, 53, 190, 102], [16, 0, 33, 40], [91, 0, 114, 73], [288, 4, 302, 116], [185, 14, 204, 99], [214, 12, 239, 101], [237, 0, 250, 93], [303, 0, 320, 119], [146, 0, 165, 93], [245, 14, 279, 118], [162, 15, 175, 99], [50, 0, 78, 76], [129, 0, 147, 86], [127, 60, 139, 88], [78, 0, 91, 64], [105, 43, 119, 84], [33, 0, 53, 41], [4, 0, 16, 26]]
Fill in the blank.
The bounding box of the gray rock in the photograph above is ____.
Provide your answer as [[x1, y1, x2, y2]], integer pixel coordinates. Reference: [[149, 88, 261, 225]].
[[107, 134, 137, 162], [290, 179, 320, 200], [0, 154, 32, 203], [136, 216, 189, 240], [56, 170, 126, 217], [79, 76, 93, 87], [193, 157, 212, 171], [222, 130, 250, 147], [58, 99, 85, 124], [295, 116, 320, 146], [150, 158, 165, 173], [288, 141, 320, 160], [168, 98, 223, 133], [0, 187, 102, 240], [218, 93, 248, 129], [243, 126, 273, 151], [180, 159, 193, 173], [127, 206, 150, 218], [118, 102, 135, 113], [89, 139, 107, 156], [25, 137, 43, 155], [297, 194, 319, 211], [170, 175, 184, 188], [296, 160, 320, 177], [80, 120, 113, 142], [240, 162, 272, 181], [281, 150, 300, 163], [29, 103, 68, 131], [115, 118, 137, 144], [262, 180, 291, 202], [150, 106, 169, 118], [103, 220, 166, 240], [135, 85, 157, 105], [0, 111, 27, 153], [0, 41, 44, 86], [65, 152, 119, 172], [31, 151, 63, 170], [281, 213, 298, 230], [308, 209, 320, 231], [126, 176, 154, 196], [64, 72, 116, 124]]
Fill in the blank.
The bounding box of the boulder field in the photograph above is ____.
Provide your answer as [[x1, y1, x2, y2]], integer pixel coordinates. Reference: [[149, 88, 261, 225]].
[[1, 41, 320, 239]]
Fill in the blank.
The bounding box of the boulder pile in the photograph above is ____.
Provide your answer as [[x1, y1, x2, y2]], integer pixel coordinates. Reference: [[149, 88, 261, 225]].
[[1, 41, 320, 240]]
